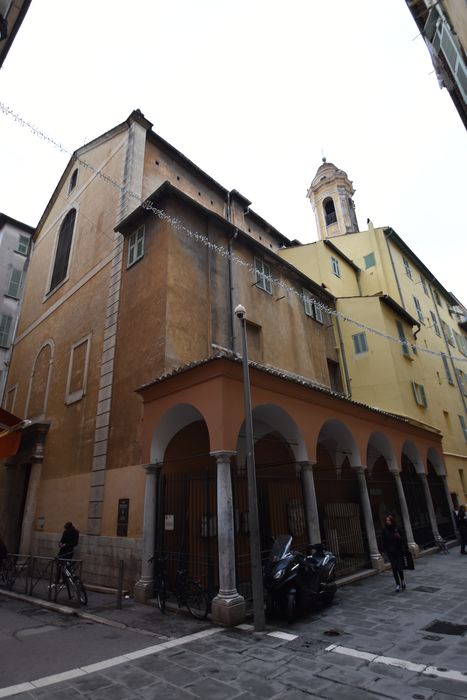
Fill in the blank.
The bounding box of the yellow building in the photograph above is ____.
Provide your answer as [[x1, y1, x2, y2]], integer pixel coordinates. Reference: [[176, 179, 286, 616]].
[[280, 160, 467, 514]]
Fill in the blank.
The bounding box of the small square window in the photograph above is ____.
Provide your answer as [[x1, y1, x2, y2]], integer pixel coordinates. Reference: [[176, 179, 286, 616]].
[[352, 332, 368, 355], [331, 256, 340, 278], [363, 252, 375, 269], [411, 381, 427, 407], [128, 225, 145, 266], [303, 290, 324, 324], [254, 258, 272, 294], [16, 234, 30, 256]]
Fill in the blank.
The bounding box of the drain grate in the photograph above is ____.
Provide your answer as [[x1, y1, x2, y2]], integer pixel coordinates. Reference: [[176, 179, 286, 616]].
[[413, 586, 440, 593], [424, 620, 467, 636]]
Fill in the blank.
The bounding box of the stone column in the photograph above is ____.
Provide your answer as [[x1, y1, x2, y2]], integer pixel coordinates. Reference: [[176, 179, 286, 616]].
[[18, 425, 49, 554], [418, 471, 442, 543], [134, 463, 160, 603], [210, 451, 245, 627], [440, 474, 458, 537], [355, 466, 385, 571], [300, 461, 321, 545], [391, 469, 419, 558]]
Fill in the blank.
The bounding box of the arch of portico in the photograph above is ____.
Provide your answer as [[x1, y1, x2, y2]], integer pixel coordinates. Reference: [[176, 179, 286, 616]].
[[134, 356, 447, 624]]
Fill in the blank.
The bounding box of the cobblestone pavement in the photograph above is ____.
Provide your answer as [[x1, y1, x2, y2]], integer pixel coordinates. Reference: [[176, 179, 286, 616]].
[[1, 546, 466, 699]]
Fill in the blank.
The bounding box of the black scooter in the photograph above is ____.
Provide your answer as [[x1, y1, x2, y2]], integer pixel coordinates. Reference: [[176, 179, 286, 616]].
[[263, 534, 337, 622]]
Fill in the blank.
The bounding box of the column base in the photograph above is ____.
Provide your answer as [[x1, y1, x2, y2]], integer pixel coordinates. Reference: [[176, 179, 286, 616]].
[[211, 593, 246, 627], [133, 577, 154, 603], [370, 553, 386, 572], [407, 542, 420, 559]]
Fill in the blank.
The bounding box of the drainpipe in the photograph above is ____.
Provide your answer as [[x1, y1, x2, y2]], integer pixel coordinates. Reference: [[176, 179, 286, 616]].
[[335, 314, 352, 398], [226, 192, 237, 352]]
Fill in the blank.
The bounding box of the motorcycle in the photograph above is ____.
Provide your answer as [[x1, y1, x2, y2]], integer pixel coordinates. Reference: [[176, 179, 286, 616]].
[[263, 534, 337, 622]]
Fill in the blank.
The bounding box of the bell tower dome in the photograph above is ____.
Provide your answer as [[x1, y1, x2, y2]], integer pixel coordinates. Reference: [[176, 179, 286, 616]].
[[307, 159, 359, 240]]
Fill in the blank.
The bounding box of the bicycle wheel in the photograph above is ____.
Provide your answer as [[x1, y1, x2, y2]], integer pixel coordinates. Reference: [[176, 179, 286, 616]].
[[4, 559, 16, 590], [73, 577, 88, 606], [184, 580, 208, 620], [153, 573, 166, 612]]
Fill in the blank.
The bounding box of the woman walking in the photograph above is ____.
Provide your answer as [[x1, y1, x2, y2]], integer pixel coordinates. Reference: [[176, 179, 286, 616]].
[[382, 514, 406, 593], [457, 505, 467, 555]]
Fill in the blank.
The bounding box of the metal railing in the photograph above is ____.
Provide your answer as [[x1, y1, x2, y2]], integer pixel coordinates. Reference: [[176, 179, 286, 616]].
[[0, 554, 84, 605]]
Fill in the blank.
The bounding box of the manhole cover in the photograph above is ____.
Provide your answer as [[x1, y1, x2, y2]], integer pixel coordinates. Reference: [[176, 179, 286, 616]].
[[424, 620, 467, 636], [413, 586, 440, 593]]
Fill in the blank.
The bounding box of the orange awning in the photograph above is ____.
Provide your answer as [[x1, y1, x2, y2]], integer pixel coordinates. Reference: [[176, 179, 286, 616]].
[[0, 408, 25, 459]]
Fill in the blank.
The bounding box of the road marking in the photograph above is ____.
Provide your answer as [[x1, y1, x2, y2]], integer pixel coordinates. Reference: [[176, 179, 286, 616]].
[[268, 631, 298, 641], [325, 644, 467, 682], [0, 627, 223, 698]]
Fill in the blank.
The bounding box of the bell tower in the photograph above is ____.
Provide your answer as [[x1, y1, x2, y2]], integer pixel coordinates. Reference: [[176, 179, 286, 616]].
[[307, 159, 359, 240]]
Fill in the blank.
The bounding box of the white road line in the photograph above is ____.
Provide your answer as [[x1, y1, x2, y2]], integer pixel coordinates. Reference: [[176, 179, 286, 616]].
[[268, 631, 298, 641], [326, 644, 467, 683], [0, 627, 223, 698]]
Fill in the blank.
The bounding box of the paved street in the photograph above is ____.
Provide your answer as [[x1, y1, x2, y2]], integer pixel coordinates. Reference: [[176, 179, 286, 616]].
[[0, 547, 466, 699]]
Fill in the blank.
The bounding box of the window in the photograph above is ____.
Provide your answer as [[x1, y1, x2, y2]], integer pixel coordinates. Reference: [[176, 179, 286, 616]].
[[352, 332, 368, 355], [16, 234, 29, 256], [403, 257, 412, 280], [411, 381, 427, 407], [331, 256, 340, 278], [396, 320, 410, 357], [413, 296, 424, 323], [441, 320, 455, 347], [430, 310, 440, 336], [459, 415, 467, 442], [49, 209, 76, 292], [420, 277, 429, 296], [65, 334, 91, 405], [363, 252, 376, 269], [68, 168, 78, 194], [441, 354, 454, 384], [324, 198, 337, 226], [128, 225, 145, 267], [434, 289, 442, 307], [453, 331, 466, 355], [303, 290, 324, 323], [0, 314, 12, 347], [254, 258, 272, 294], [7, 268, 22, 298]]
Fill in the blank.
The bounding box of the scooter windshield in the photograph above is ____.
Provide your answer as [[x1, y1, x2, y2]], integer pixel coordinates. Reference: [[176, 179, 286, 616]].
[[269, 534, 293, 561]]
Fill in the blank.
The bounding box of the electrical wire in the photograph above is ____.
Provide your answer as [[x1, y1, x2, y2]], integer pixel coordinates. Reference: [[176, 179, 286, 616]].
[[1, 100, 466, 367]]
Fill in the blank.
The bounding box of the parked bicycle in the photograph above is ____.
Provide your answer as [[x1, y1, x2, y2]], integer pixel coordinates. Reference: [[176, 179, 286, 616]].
[[0, 555, 16, 590], [51, 558, 87, 606], [149, 553, 208, 620]]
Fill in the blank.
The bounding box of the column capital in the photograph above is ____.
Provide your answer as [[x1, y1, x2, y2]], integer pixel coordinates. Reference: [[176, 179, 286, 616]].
[[354, 465, 367, 474], [210, 451, 237, 461], [298, 460, 317, 471], [416, 470, 428, 480], [142, 463, 162, 474]]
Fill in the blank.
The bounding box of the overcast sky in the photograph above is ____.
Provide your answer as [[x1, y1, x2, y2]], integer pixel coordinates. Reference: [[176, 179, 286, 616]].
[[1, 0, 466, 302]]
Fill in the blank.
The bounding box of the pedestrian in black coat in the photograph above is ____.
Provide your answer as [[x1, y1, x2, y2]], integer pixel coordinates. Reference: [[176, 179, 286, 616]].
[[381, 514, 406, 593], [457, 505, 467, 555], [58, 522, 79, 560]]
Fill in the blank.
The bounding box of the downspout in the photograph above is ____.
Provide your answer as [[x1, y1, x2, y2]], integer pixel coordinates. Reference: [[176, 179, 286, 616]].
[[226, 192, 236, 351], [335, 314, 352, 398], [385, 229, 405, 309]]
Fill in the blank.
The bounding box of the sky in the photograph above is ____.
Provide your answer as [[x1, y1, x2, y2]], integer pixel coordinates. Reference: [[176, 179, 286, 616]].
[[1, 0, 466, 302]]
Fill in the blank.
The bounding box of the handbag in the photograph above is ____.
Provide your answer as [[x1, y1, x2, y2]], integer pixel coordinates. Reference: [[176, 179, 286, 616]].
[[403, 551, 415, 570]]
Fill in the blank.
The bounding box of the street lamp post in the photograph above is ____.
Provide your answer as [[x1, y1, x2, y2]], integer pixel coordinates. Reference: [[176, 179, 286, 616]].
[[235, 304, 265, 632]]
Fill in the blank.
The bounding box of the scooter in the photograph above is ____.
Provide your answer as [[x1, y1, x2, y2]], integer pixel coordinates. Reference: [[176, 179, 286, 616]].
[[263, 534, 337, 622]]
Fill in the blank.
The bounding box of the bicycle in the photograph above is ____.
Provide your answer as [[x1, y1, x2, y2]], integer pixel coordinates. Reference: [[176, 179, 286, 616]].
[[149, 554, 208, 620], [52, 558, 87, 606], [0, 556, 16, 590]]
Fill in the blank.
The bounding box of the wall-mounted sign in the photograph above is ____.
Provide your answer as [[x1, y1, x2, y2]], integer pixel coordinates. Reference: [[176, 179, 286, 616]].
[[117, 498, 129, 537], [164, 514, 174, 531]]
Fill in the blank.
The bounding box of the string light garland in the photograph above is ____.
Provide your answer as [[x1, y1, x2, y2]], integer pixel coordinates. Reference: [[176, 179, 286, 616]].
[[1, 100, 466, 366]]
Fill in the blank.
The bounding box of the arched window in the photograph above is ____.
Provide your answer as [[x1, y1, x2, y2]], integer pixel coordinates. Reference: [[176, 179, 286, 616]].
[[324, 198, 337, 226], [49, 209, 76, 292], [69, 168, 78, 194]]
